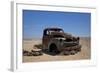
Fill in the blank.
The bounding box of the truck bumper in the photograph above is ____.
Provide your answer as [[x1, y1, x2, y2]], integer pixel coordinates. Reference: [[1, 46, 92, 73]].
[[62, 45, 81, 52]]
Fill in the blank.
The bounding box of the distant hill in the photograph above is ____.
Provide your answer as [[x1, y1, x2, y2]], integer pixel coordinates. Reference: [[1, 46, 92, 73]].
[[23, 38, 42, 41]]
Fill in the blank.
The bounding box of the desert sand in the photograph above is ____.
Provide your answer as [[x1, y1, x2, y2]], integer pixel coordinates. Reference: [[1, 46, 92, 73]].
[[23, 37, 91, 63]]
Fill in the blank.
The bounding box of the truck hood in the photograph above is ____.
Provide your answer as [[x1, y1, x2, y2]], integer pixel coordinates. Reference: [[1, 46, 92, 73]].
[[51, 32, 72, 38], [51, 32, 79, 41]]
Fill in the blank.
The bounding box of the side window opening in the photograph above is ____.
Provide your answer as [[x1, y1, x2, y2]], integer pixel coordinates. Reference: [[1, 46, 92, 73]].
[[43, 29, 47, 36], [46, 31, 49, 35], [43, 30, 49, 36]]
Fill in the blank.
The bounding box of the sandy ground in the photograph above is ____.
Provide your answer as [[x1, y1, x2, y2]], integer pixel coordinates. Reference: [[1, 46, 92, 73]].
[[23, 37, 91, 63]]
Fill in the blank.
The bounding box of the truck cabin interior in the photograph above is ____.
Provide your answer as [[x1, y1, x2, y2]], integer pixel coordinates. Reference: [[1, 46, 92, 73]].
[[43, 28, 64, 36]]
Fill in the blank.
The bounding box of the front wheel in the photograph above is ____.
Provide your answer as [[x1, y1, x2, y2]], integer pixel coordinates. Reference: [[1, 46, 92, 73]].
[[49, 44, 59, 55]]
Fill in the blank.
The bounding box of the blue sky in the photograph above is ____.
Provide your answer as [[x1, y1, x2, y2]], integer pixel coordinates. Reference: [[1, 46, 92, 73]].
[[23, 10, 91, 39]]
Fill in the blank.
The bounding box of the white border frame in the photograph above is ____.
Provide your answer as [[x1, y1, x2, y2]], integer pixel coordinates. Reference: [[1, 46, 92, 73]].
[[11, 1, 97, 71]]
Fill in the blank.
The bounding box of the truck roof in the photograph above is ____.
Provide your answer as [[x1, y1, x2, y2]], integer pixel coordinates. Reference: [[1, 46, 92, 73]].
[[44, 28, 63, 31]]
